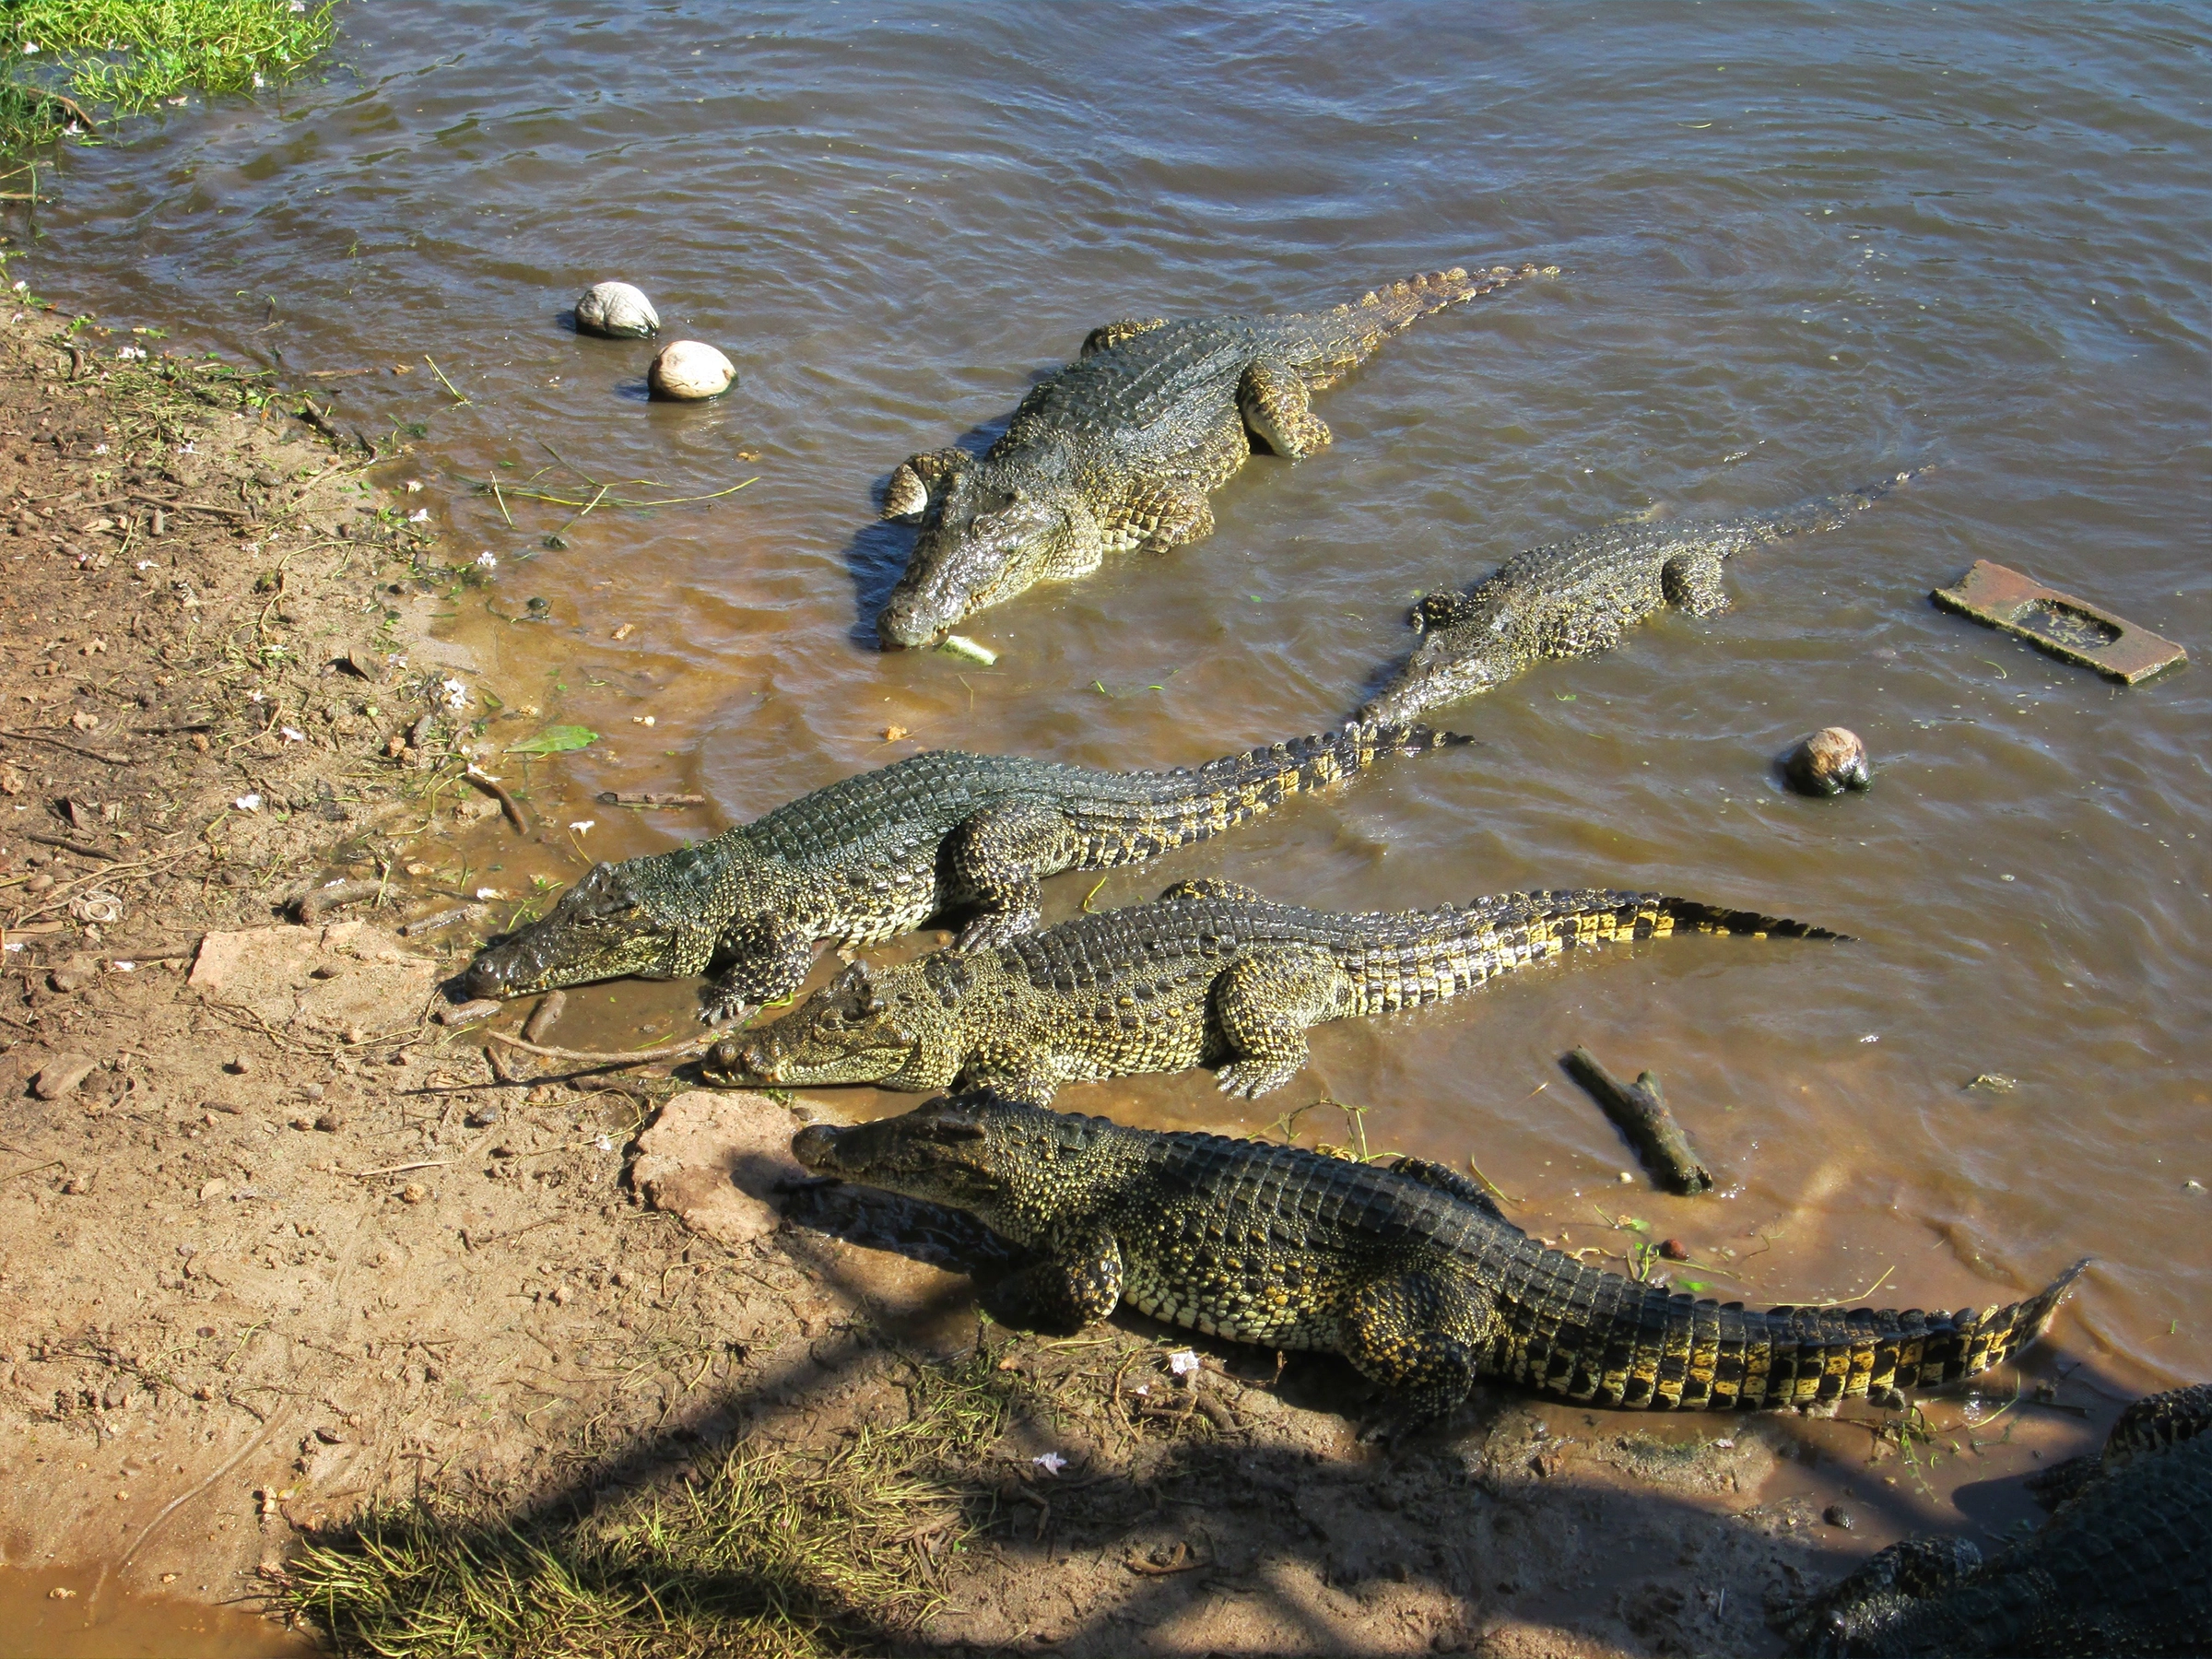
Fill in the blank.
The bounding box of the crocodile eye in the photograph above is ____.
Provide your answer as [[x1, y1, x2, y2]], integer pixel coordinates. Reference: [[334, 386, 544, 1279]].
[[819, 1009, 844, 1029]]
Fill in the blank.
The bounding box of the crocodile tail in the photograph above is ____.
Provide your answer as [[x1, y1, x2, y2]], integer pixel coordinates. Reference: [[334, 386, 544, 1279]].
[[1492, 1253, 2087, 1412], [1747, 465, 1935, 544], [1073, 723, 1475, 860], [1287, 263, 1559, 374], [1359, 888, 1846, 1012]]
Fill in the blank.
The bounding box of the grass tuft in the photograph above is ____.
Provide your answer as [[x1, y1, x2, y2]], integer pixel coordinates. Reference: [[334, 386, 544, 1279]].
[[3, 1, 338, 164], [276, 1348, 1022, 1658]]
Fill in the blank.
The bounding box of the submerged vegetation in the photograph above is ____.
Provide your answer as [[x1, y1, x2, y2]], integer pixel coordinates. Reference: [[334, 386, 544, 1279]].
[[276, 1349, 1024, 1659], [1, 0, 337, 170]]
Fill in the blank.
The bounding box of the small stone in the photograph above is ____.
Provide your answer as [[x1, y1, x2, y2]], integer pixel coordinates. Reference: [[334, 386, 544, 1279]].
[[573, 281, 659, 339], [225, 1054, 253, 1076], [313, 1112, 347, 1134], [465, 1105, 500, 1129], [1783, 726, 1873, 796], [1823, 1503, 1853, 1529], [32, 1055, 98, 1100], [549, 1284, 570, 1306], [648, 339, 735, 401], [399, 1182, 428, 1205], [1658, 1239, 1690, 1262], [197, 1179, 228, 1202]]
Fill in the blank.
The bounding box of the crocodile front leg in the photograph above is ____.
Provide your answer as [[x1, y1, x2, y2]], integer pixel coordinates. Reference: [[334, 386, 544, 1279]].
[[1210, 947, 1354, 1098], [943, 798, 1084, 949], [1660, 550, 1731, 617], [881, 446, 969, 523], [699, 912, 819, 1024], [1240, 357, 1333, 459], [984, 1227, 1124, 1330], [1109, 477, 1217, 556], [1341, 1266, 1496, 1427]]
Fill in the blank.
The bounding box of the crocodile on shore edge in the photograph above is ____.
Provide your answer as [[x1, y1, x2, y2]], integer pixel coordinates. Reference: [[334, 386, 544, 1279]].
[[460, 724, 1465, 1022], [716, 878, 1841, 1100], [1359, 470, 1927, 726], [793, 1091, 2086, 1426], [877, 262, 1558, 648], [1784, 1383, 2210, 1656]]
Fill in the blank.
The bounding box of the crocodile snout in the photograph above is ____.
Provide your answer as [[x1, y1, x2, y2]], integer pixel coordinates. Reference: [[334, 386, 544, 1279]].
[[791, 1122, 843, 1172]]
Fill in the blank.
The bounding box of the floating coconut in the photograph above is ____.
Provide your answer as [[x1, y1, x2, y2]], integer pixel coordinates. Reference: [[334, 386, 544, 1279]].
[[649, 340, 736, 401], [574, 281, 660, 339], [1782, 726, 1872, 795]]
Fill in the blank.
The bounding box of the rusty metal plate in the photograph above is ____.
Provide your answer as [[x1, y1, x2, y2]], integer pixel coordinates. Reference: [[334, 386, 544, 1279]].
[[1931, 560, 2187, 685]]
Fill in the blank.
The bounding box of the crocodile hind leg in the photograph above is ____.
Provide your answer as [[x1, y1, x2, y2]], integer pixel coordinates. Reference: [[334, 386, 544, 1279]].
[[943, 798, 1083, 948], [1660, 549, 1732, 617], [1079, 317, 1168, 358], [881, 446, 969, 523], [1340, 1266, 1497, 1427], [1209, 947, 1354, 1097], [984, 1228, 1124, 1331], [1240, 358, 1333, 459]]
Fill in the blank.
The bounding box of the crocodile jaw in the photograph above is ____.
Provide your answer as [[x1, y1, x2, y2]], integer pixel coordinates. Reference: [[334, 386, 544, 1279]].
[[459, 862, 683, 997]]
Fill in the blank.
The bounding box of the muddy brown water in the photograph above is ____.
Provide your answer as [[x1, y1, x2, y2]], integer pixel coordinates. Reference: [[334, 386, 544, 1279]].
[[10, 0, 2208, 1641]]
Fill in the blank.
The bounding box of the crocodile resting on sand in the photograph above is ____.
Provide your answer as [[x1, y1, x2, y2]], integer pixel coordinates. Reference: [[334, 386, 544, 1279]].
[[793, 1091, 2086, 1427], [717, 878, 1841, 1100], [1359, 470, 1926, 726], [460, 724, 1464, 1022], [877, 263, 1558, 647], [1786, 1383, 2209, 1656]]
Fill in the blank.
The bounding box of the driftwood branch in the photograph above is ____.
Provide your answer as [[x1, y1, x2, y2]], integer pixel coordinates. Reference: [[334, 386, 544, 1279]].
[[1561, 1047, 1712, 1194], [484, 1030, 709, 1066]]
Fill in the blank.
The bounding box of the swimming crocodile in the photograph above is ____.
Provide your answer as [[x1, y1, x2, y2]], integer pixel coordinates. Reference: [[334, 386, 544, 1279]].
[[460, 724, 1465, 1022], [716, 878, 1841, 1100], [792, 1091, 2086, 1427], [1786, 1383, 2209, 1656], [876, 262, 1559, 648], [1359, 470, 1926, 726]]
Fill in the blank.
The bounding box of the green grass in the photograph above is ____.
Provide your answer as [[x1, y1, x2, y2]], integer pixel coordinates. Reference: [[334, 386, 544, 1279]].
[[276, 1350, 1022, 1659], [3, 1, 338, 166]]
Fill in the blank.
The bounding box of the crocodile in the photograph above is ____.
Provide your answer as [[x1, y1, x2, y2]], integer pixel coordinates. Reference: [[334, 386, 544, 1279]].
[[717, 879, 1841, 1100], [792, 1090, 2086, 1427], [1359, 470, 1927, 726], [1785, 1383, 2210, 1656], [459, 724, 1465, 1022], [876, 262, 1558, 648]]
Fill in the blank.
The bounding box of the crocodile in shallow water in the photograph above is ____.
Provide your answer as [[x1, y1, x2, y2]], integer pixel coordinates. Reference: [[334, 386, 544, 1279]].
[[718, 878, 1841, 1100], [876, 263, 1558, 648], [1359, 470, 1926, 726], [1785, 1382, 2209, 1656], [793, 1091, 2085, 1426], [460, 724, 1465, 1021]]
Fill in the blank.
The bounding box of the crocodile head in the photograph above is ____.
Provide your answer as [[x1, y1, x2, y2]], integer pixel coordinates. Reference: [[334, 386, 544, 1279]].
[[717, 959, 937, 1087], [877, 465, 1088, 647], [792, 1091, 1107, 1241], [460, 861, 701, 999], [1359, 601, 1516, 726]]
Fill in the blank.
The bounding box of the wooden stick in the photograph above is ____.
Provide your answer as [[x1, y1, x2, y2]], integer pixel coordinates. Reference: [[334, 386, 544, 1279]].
[[464, 765, 529, 834], [0, 728, 134, 765], [485, 1030, 709, 1065], [295, 878, 382, 924], [1561, 1047, 1713, 1194]]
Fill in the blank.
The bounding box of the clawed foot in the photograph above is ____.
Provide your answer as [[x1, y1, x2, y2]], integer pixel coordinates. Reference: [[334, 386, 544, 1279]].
[[1215, 1059, 1297, 1099], [696, 987, 755, 1028], [955, 908, 1041, 952]]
